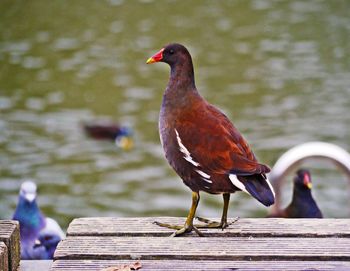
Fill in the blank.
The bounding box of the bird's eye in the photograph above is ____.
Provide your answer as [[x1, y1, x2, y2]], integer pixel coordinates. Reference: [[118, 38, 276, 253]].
[[169, 49, 174, 55]]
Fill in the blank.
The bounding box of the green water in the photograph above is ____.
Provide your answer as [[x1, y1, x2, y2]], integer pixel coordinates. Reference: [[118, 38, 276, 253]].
[[1, 0, 350, 229]]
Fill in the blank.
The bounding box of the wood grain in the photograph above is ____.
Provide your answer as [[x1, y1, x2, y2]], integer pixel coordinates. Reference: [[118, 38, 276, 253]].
[[51, 217, 350, 271], [0, 241, 8, 271], [19, 260, 52, 271], [67, 217, 350, 237], [50, 259, 350, 271], [54, 236, 350, 261], [0, 220, 20, 271]]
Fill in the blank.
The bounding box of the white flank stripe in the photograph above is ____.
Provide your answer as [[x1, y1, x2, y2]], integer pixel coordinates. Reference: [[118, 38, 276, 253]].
[[174, 129, 200, 167], [229, 174, 250, 195], [195, 170, 212, 183], [195, 169, 211, 179], [230, 174, 276, 197], [202, 178, 212, 184], [265, 176, 276, 197]]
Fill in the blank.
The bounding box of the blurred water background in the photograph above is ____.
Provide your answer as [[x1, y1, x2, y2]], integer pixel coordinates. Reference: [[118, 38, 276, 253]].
[[1, 0, 350, 229]]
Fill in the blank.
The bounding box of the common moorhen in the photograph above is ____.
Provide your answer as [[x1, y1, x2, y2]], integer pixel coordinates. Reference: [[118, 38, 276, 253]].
[[83, 122, 133, 150], [13, 181, 65, 259], [147, 43, 275, 236], [269, 169, 323, 218]]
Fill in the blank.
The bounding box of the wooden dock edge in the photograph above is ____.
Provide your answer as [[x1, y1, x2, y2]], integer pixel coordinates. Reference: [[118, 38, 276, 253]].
[[0, 242, 9, 271], [0, 220, 20, 271], [51, 259, 350, 271], [50, 217, 350, 271]]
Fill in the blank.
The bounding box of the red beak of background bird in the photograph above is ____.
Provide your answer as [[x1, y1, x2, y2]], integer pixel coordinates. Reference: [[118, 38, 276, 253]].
[[303, 173, 312, 189], [146, 48, 164, 64]]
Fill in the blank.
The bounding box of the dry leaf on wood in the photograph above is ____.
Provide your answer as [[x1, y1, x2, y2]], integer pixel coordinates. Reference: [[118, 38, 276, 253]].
[[100, 262, 142, 271]]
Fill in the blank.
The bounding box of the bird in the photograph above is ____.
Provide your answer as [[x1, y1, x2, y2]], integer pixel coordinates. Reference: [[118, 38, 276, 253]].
[[146, 43, 275, 236], [12, 181, 65, 259], [83, 122, 133, 150], [269, 169, 323, 218], [268, 141, 350, 213], [32, 227, 63, 259]]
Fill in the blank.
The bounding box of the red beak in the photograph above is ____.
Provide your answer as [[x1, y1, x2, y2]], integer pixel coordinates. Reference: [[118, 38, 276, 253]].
[[146, 48, 164, 64], [303, 173, 312, 189]]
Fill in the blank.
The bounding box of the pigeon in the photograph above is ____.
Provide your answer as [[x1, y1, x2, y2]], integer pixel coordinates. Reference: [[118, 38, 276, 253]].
[[12, 181, 65, 259], [32, 226, 63, 259]]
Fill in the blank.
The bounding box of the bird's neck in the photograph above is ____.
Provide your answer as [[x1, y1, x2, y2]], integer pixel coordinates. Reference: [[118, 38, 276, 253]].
[[169, 58, 196, 90], [169, 57, 196, 88], [291, 187, 316, 206], [162, 60, 198, 110], [13, 198, 45, 238]]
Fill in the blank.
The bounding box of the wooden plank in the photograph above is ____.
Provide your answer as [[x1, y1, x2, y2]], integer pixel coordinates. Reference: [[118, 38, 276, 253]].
[[67, 217, 350, 237], [50, 259, 350, 271], [19, 260, 52, 271], [54, 236, 350, 261], [0, 241, 9, 271], [0, 220, 20, 271]]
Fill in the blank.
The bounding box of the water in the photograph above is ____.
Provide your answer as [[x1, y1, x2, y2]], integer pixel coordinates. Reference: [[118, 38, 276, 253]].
[[1, 0, 350, 229]]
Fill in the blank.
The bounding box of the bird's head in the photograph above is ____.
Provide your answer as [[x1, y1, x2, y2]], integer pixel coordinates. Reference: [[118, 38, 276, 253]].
[[146, 43, 191, 66], [34, 229, 62, 250], [19, 181, 38, 203], [115, 126, 133, 150], [33, 228, 62, 259], [294, 169, 313, 190]]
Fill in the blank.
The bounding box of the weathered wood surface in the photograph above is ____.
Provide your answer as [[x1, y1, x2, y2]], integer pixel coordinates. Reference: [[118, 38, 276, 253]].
[[51, 260, 350, 271], [67, 217, 350, 237], [0, 220, 20, 271], [19, 260, 52, 271], [55, 235, 350, 261], [52, 217, 350, 271], [0, 242, 9, 271]]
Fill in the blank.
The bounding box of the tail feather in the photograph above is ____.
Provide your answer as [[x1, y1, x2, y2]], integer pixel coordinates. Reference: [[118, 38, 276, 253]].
[[230, 174, 275, 206]]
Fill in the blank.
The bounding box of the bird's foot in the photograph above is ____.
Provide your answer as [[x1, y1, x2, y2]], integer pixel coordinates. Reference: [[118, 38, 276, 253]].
[[153, 221, 204, 237], [195, 216, 240, 230], [153, 221, 183, 230], [170, 225, 204, 237]]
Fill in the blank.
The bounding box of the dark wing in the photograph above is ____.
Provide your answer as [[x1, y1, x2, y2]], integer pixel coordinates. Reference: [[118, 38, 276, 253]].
[[176, 102, 270, 176], [83, 123, 120, 140]]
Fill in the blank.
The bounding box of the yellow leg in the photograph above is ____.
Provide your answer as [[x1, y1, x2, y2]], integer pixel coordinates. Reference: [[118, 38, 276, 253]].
[[153, 191, 204, 237], [196, 193, 239, 229], [221, 193, 231, 228]]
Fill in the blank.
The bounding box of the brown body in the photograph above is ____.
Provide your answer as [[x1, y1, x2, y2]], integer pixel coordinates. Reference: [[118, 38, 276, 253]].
[[160, 89, 268, 194], [147, 43, 275, 236]]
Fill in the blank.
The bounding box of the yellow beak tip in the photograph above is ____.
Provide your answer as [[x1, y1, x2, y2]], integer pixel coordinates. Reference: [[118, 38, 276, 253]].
[[146, 57, 155, 64], [115, 137, 133, 150]]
